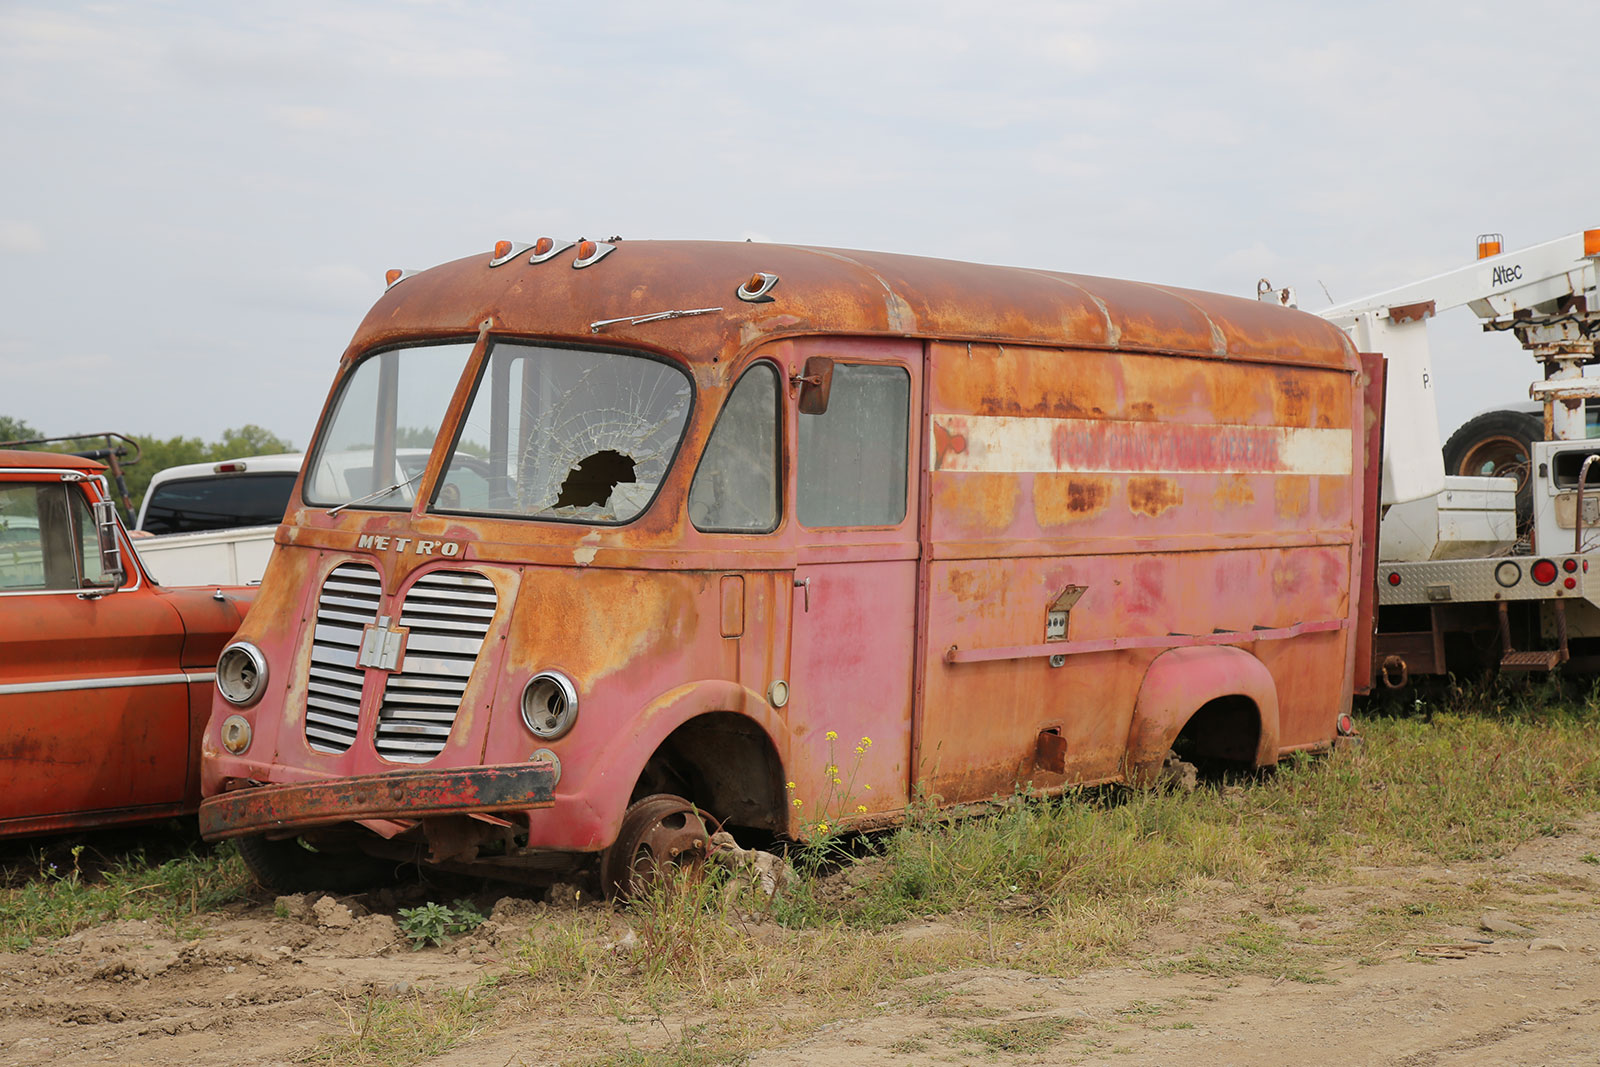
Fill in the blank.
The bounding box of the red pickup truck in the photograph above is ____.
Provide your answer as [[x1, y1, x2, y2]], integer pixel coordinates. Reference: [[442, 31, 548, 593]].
[[0, 448, 256, 838]]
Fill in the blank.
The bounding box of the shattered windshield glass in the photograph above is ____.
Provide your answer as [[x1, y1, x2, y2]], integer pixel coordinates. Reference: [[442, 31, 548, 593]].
[[436, 342, 693, 524]]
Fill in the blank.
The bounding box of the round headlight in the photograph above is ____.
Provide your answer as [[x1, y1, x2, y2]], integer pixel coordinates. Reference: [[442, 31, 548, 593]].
[[217, 642, 268, 707], [220, 714, 252, 754], [521, 671, 578, 739]]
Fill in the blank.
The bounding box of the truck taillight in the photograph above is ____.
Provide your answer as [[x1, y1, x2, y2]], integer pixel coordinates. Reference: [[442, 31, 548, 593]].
[[1531, 559, 1558, 585], [1386, 572, 1401, 587]]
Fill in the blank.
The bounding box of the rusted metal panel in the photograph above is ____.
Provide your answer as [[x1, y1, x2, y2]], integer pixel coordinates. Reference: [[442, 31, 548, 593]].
[[198, 761, 557, 840], [1, 463, 256, 839], [1353, 352, 1388, 693], [199, 239, 1366, 876]]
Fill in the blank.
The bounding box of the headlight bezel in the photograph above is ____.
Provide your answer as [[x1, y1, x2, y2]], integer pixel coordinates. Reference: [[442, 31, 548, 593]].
[[520, 670, 579, 740], [216, 641, 268, 707]]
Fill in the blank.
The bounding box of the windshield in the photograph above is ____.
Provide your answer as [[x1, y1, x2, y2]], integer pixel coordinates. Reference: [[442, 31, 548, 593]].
[[304, 342, 474, 509], [436, 342, 692, 524]]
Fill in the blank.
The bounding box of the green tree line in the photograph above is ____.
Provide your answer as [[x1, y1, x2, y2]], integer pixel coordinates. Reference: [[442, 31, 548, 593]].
[[1, 415, 294, 510]]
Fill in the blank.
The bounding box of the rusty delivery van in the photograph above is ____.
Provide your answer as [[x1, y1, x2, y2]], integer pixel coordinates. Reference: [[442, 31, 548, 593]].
[[197, 238, 1380, 894]]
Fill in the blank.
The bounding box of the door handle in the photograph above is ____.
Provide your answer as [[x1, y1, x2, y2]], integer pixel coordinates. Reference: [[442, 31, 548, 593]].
[[794, 576, 810, 612]]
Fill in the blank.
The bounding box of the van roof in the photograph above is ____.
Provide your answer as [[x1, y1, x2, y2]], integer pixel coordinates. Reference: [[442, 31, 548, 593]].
[[353, 240, 1357, 372]]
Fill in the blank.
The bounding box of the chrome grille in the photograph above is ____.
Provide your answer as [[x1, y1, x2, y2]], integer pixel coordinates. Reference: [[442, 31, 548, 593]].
[[374, 570, 497, 763], [305, 562, 381, 754]]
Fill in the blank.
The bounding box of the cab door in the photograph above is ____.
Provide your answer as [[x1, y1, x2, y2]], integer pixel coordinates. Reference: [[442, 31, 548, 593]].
[[0, 476, 190, 830], [784, 339, 921, 822]]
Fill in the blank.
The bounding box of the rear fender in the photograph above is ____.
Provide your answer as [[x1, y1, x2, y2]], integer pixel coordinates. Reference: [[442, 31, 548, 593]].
[[1125, 646, 1279, 782]]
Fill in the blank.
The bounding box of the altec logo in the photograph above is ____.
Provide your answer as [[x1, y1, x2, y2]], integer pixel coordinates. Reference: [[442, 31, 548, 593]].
[[356, 534, 464, 556], [1491, 263, 1524, 287]]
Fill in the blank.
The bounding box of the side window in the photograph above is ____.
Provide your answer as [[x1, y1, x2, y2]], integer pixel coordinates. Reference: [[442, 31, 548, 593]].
[[0, 484, 88, 591], [798, 363, 910, 527], [689, 363, 779, 532]]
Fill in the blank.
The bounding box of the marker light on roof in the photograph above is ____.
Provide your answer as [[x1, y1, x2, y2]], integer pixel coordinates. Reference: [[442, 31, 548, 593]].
[[489, 240, 533, 267], [572, 239, 616, 269], [529, 237, 575, 264], [213, 462, 247, 474], [384, 268, 418, 289], [738, 271, 780, 303]]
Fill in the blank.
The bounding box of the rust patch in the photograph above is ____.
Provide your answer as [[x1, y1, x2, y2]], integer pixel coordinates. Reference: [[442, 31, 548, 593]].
[[934, 473, 1019, 535], [1274, 377, 1311, 426], [1034, 474, 1114, 527], [1275, 475, 1311, 519], [1212, 475, 1255, 509], [1317, 476, 1351, 522], [1127, 476, 1183, 518], [1129, 400, 1156, 421], [931, 343, 1119, 419], [945, 568, 994, 604]]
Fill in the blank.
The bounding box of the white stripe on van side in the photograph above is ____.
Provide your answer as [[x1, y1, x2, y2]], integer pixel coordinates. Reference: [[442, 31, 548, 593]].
[[931, 415, 1353, 476]]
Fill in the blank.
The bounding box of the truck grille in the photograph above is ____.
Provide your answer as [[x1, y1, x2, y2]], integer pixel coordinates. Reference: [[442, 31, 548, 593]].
[[305, 562, 382, 754], [374, 570, 498, 763]]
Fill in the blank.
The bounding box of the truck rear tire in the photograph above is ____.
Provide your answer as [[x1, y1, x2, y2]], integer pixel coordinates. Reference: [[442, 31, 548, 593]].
[[235, 834, 391, 893], [1441, 409, 1542, 532]]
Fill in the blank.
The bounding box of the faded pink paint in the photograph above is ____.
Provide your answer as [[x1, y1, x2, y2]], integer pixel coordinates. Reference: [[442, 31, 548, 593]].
[[196, 240, 1370, 886]]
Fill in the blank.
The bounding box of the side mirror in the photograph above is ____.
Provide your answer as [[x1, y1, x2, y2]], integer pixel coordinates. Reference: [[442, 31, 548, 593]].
[[93, 498, 126, 590], [795, 356, 835, 415]]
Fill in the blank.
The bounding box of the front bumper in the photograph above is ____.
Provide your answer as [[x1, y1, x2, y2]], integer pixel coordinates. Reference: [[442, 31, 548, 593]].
[[198, 761, 558, 841]]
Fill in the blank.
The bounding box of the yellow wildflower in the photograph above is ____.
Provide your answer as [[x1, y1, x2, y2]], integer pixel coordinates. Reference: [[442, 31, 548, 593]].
[[864, 783, 873, 790], [833, 777, 842, 785], [856, 804, 868, 813], [860, 736, 872, 748], [785, 781, 796, 790], [825, 730, 838, 742], [792, 798, 803, 807], [826, 764, 839, 776], [817, 821, 829, 833]]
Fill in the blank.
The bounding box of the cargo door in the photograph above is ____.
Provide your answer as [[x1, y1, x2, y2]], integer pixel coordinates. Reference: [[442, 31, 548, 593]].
[[784, 339, 920, 821], [0, 478, 190, 828]]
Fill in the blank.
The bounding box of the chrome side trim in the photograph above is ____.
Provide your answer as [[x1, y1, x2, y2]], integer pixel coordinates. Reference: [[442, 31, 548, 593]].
[[0, 671, 214, 696]]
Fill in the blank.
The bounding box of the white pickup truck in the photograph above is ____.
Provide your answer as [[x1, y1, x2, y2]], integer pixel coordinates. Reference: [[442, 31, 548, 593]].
[[131, 454, 302, 586]]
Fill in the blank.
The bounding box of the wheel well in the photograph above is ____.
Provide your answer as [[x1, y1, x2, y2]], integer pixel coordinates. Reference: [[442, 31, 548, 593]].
[[630, 712, 786, 834], [1172, 695, 1262, 766]]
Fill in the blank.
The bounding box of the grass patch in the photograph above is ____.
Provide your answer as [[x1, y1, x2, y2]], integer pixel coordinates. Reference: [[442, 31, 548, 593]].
[[955, 1015, 1085, 1053], [0, 824, 250, 950], [10, 680, 1600, 1064], [309, 984, 496, 1066]]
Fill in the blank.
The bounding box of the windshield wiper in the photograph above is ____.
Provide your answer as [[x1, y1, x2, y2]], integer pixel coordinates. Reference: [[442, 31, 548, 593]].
[[327, 468, 426, 517], [589, 307, 722, 333]]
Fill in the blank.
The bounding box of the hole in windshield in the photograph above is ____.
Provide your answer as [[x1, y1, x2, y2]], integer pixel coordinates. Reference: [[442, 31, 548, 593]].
[[438, 342, 693, 524], [555, 450, 637, 509]]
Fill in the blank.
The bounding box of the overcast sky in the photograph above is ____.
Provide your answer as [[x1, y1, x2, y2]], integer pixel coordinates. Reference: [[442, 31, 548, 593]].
[[2, 0, 1594, 451]]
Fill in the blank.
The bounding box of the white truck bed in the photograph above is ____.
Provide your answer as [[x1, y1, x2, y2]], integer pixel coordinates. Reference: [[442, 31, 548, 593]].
[[132, 525, 276, 586]]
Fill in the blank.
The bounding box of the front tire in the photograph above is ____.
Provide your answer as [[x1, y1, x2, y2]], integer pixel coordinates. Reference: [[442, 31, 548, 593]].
[[600, 794, 720, 901]]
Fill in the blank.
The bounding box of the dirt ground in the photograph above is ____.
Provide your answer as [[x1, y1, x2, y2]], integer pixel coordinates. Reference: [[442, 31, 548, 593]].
[[3, 819, 1599, 1067]]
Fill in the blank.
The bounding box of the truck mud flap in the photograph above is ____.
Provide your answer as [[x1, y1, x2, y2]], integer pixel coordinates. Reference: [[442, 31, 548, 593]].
[[198, 762, 557, 841]]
